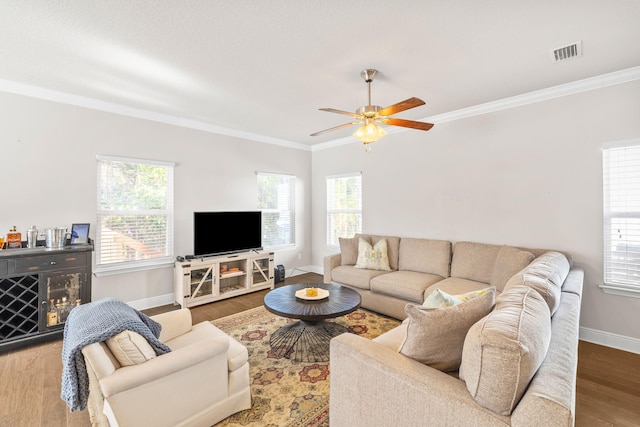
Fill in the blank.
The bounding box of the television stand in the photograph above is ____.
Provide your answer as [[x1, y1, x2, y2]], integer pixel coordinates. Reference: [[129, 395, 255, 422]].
[[174, 250, 274, 308]]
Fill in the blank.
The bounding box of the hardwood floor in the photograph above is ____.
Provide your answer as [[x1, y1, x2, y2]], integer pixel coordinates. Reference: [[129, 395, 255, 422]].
[[1, 272, 639, 426]]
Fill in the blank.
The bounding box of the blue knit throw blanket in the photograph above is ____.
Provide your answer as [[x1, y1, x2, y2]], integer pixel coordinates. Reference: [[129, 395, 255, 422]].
[[60, 297, 172, 411]]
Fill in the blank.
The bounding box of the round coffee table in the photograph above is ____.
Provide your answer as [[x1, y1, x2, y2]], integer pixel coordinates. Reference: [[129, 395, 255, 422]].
[[263, 283, 361, 362]]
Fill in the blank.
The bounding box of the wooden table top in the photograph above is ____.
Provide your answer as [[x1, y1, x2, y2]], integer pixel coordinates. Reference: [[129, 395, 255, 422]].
[[263, 283, 361, 322]]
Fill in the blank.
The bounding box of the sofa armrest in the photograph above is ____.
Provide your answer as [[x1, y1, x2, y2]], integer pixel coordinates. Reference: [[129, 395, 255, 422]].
[[324, 253, 341, 283], [152, 308, 193, 342], [330, 333, 510, 427], [99, 337, 228, 398]]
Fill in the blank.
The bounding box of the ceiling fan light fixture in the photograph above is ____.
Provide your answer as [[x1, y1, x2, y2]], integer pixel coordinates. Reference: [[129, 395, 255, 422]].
[[353, 120, 386, 145], [311, 69, 433, 151]]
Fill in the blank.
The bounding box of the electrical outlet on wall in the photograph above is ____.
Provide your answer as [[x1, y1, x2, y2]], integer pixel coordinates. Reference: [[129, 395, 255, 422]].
[[297, 253, 302, 260]]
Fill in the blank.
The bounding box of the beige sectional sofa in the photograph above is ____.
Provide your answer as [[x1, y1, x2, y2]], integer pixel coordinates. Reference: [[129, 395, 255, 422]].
[[324, 234, 544, 320], [325, 234, 583, 426]]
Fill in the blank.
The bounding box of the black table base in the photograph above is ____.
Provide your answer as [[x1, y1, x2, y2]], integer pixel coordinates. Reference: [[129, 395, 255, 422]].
[[269, 320, 347, 362]]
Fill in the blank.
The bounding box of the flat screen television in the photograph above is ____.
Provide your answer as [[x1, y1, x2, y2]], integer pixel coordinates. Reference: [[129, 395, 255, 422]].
[[194, 211, 262, 257]]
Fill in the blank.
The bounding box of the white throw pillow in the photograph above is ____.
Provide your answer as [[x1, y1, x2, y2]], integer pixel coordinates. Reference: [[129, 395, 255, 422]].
[[106, 330, 157, 366], [423, 287, 496, 308], [354, 238, 391, 271]]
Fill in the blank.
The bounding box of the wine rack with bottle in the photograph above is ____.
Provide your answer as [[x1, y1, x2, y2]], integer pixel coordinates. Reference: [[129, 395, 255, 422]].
[[0, 244, 93, 353], [174, 250, 274, 308]]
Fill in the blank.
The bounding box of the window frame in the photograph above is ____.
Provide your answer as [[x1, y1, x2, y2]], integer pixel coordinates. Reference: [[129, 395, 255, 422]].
[[257, 172, 295, 249], [95, 155, 174, 276], [326, 172, 363, 249], [601, 139, 640, 298]]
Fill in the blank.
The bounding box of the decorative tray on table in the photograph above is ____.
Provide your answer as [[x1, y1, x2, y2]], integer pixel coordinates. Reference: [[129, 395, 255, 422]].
[[295, 288, 330, 301]]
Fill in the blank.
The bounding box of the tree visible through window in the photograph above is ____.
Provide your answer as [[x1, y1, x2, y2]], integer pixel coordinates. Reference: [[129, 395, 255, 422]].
[[602, 140, 640, 297], [326, 173, 362, 247], [96, 156, 174, 273], [257, 172, 295, 248]]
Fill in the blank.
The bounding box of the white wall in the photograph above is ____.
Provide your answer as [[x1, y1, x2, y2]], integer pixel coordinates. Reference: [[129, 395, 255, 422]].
[[3, 78, 640, 348], [0, 92, 312, 306], [312, 80, 640, 343]]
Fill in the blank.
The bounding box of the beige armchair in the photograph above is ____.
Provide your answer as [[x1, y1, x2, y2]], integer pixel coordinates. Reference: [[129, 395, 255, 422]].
[[81, 308, 251, 427]]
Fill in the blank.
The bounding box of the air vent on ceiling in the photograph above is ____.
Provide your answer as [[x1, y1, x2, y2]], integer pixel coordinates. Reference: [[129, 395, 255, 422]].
[[550, 41, 583, 62]]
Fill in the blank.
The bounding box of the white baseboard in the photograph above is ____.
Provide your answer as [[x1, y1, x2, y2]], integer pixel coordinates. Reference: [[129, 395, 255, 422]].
[[580, 327, 640, 354], [127, 293, 175, 311]]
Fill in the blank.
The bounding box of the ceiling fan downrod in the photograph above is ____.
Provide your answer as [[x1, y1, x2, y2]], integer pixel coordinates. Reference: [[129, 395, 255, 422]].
[[361, 69, 377, 107]]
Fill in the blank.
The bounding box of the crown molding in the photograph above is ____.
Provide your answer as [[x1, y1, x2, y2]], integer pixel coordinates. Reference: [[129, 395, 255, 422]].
[[0, 78, 311, 152], [2, 66, 639, 153], [312, 65, 640, 152]]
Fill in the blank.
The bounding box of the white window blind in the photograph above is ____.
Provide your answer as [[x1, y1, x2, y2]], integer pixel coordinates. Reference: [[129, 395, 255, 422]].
[[257, 172, 295, 248], [326, 173, 362, 247], [602, 140, 640, 297], [96, 156, 174, 274]]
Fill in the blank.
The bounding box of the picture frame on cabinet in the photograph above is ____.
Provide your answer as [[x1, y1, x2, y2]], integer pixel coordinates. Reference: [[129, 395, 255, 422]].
[[70, 223, 90, 245]]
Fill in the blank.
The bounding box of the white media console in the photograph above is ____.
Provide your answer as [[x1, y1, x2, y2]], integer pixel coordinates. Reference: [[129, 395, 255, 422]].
[[174, 250, 274, 308]]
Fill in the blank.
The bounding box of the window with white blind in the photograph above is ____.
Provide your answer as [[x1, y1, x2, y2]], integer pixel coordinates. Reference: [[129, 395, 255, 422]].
[[96, 156, 174, 275], [257, 172, 295, 248], [602, 140, 640, 298], [326, 173, 362, 247]]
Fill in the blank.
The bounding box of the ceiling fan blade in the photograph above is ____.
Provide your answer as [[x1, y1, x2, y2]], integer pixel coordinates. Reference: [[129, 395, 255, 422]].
[[385, 117, 434, 131], [311, 122, 359, 136], [378, 97, 425, 116], [319, 108, 361, 118]]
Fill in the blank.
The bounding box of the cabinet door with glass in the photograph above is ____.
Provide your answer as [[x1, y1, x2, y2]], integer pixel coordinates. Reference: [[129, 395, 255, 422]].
[[41, 268, 89, 331], [218, 259, 249, 295], [188, 265, 216, 302], [251, 255, 273, 287]]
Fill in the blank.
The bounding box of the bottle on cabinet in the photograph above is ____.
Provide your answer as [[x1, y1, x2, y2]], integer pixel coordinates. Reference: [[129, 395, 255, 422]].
[[47, 299, 58, 326], [7, 226, 22, 249]]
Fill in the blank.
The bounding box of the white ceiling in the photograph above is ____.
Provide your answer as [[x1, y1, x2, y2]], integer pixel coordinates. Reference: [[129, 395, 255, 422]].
[[1, 1, 639, 148]]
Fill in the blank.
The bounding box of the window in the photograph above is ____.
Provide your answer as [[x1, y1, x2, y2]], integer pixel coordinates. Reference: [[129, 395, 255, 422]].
[[257, 172, 295, 248], [96, 156, 174, 274], [326, 173, 362, 247], [602, 140, 640, 297]]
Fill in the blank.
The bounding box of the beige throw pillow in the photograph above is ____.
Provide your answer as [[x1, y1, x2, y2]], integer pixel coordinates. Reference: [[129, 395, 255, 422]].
[[354, 238, 391, 271], [106, 330, 157, 366], [459, 285, 551, 415], [399, 288, 496, 372], [338, 237, 359, 265]]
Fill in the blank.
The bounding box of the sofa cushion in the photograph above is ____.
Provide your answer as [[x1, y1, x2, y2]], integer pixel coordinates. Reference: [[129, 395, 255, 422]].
[[105, 330, 157, 367], [371, 271, 445, 303], [357, 234, 400, 271], [424, 277, 494, 301], [451, 242, 502, 283], [459, 285, 551, 416], [398, 238, 451, 277], [503, 251, 569, 315], [339, 237, 360, 265], [165, 321, 247, 371], [355, 238, 391, 271], [331, 265, 388, 290], [373, 322, 408, 351], [398, 288, 496, 372], [489, 246, 535, 291]]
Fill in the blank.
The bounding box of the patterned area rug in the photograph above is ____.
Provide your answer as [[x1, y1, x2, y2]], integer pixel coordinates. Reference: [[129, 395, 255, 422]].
[[213, 306, 400, 426]]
